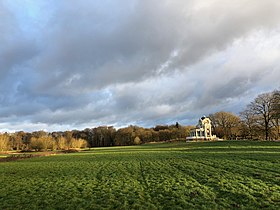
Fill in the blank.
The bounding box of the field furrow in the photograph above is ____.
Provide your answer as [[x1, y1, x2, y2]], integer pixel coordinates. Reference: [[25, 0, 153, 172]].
[[1, 141, 280, 209]]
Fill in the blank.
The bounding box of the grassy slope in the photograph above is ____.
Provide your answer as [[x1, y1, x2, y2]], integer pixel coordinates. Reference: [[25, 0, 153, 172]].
[[0, 141, 280, 209]]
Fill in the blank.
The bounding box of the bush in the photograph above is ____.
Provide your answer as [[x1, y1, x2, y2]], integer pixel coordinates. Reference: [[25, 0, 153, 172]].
[[134, 136, 141, 145]]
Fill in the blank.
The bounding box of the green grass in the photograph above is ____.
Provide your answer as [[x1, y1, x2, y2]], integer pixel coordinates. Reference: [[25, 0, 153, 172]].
[[1, 140, 280, 209]]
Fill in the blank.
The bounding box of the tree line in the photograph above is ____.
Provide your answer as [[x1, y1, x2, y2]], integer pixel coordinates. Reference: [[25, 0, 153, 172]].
[[209, 89, 280, 140], [0, 124, 191, 151], [0, 89, 279, 151]]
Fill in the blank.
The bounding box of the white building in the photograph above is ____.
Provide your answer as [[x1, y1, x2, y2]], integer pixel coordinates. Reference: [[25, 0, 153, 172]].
[[186, 116, 217, 141]]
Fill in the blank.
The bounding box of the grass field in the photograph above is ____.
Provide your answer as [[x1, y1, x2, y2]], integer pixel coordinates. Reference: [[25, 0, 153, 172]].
[[1, 141, 280, 209]]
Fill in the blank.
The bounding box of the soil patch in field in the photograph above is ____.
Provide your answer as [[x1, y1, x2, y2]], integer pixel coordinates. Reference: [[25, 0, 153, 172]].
[[0, 150, 79, 162]]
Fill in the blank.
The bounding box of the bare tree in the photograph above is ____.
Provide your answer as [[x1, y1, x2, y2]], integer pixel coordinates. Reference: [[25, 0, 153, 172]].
[[271, 90, 280, 139], [240, 108, 257, 139], [209, 111, 240, 139], [248, 92, 274, 140]]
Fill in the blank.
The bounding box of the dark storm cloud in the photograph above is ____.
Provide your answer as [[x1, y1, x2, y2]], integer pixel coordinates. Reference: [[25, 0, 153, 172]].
[[1, 0, 280, 131], [33, 0, 280, 95], [0, 2, 37, 80]]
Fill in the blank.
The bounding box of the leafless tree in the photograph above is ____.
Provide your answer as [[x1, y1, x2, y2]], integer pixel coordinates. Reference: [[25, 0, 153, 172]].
[[271, 90, 280, 139], [248, 92, 274, 140], [240, 108, 257, 139], [209, 111, 240, 139]]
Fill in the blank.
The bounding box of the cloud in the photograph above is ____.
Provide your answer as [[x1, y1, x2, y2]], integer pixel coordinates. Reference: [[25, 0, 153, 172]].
[[32, 0, 280, 93], [1, 0, 280, 131]]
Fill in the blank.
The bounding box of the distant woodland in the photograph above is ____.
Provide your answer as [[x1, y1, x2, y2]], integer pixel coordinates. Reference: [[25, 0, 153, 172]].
[[0, 89, 279, 152]]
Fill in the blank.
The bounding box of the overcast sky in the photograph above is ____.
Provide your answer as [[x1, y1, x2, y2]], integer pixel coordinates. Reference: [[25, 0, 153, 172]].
[[1, 0, 280, 132]]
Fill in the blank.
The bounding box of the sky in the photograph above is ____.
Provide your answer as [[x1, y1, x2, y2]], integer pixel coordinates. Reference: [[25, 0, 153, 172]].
[[1, 0, 280, 132]]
